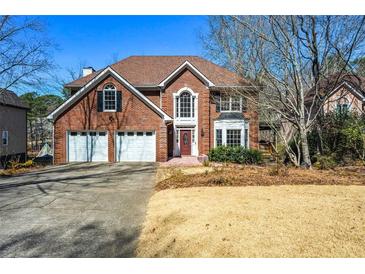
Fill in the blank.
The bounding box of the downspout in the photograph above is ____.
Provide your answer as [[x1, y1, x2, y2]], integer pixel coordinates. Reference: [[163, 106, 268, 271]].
[[52, 123, 55, 165]]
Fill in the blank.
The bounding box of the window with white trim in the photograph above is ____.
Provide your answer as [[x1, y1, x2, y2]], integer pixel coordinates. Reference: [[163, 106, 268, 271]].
[[103, 84, 117, 111], [226, 129, 241, 146], [244, 128, 249, 148], [176, 91, 195, 118], [221, 94, 242, 112], [2, 130, 8, 145], [216, 129, 222, 146]]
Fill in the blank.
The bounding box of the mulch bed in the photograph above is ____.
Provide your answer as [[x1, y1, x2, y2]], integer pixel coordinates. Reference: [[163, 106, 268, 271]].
[[156, 165, 365, 191]]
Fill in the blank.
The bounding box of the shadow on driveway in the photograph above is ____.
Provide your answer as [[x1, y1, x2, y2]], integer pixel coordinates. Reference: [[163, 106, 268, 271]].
[[0, 163, 156, 257]]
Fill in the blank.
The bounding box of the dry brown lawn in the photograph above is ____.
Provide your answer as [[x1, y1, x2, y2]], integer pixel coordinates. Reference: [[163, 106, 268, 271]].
[[156, 165, 365, 191], [136, 185, 365, 257]]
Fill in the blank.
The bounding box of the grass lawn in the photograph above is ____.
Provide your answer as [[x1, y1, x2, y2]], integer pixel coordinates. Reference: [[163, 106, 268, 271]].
[[136, 185, 365, 257]]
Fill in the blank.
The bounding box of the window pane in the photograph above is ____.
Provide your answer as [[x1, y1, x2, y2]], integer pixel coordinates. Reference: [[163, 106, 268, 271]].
[[231, 96, 241, 111], [226, 129, 241, 147], [216, 129, 222, 146], [244, 128, 248, 148], [2, 131, 8, 145], [221, 94, 230, 111], [104, 85, 116, 111], [179, 92, 192, 118]]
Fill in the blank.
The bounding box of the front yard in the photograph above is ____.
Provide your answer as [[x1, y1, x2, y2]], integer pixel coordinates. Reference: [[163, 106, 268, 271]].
[[137, 166, 365, 257]]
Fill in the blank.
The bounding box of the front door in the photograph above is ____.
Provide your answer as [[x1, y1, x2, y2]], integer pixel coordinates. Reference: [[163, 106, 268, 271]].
[[180, 130, 191, 155]]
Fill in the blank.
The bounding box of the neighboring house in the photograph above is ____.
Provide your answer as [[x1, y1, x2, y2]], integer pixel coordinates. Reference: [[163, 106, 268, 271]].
[[0, 89, 29, 167], [47, 56, 259, 163], [306, 74, 365, 115]]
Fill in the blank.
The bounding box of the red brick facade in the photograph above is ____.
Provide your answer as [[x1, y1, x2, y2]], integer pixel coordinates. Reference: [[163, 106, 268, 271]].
[[54, 75, 167, 164], [54, 67, 259, 163]]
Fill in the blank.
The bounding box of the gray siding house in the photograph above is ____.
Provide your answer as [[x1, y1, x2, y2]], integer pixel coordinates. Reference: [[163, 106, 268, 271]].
[[0, 89, 29, 167]]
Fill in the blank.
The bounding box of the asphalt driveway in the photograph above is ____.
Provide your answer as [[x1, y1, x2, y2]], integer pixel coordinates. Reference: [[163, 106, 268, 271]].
[[0, 162, 156, 257]]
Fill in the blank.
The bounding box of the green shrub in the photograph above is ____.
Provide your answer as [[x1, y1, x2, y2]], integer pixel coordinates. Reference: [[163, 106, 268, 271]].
[[313, 155, 337, 170], [208, 146, 262, 165], [309, 111, 365, 164]]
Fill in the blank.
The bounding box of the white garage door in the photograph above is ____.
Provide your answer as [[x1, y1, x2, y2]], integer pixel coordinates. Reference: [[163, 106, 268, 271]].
[[116, 131, 156, 162], [68, 131, 108, 162]]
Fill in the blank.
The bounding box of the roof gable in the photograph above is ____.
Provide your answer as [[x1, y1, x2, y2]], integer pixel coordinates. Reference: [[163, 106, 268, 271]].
[[0, 89, 29, 109], [47, 67, 172, 121], [158, 60, 214, 88]]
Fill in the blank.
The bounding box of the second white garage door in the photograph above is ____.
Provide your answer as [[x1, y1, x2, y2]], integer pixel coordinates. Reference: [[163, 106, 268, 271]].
[[115, 131, 156, 162]]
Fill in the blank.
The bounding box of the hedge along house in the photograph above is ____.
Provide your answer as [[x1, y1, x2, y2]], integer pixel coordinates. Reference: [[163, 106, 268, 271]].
[[47, 56, 259, 163]]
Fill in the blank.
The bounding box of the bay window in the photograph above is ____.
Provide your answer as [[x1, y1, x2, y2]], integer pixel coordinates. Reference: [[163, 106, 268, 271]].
[[226, 129, 241, 146]]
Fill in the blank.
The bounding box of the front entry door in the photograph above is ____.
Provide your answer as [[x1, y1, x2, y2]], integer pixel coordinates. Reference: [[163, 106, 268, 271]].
[[180, 130, 191, 155]]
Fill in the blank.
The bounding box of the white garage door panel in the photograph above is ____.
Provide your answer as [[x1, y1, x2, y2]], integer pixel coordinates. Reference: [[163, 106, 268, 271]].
[[68, 131, 108, 162], [89, 133, 108, 161], [116, 131, 156, 162]]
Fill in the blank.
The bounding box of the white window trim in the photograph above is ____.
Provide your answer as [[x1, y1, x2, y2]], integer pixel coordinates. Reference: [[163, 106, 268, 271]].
[[103, 84, 117, 112], [214, 120, 249, 148], [2, 130, 8, 146], [220, 95, 243, 113], [173, 87, 199, 122]]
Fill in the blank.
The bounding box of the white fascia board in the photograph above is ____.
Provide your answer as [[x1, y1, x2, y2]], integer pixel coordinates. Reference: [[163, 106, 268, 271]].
[[328, 81, 365, 100], [158, 61, 215, 88], [47, 67, 173, 121], [109, 67, 173, 121], [47, 66, 110, 121]]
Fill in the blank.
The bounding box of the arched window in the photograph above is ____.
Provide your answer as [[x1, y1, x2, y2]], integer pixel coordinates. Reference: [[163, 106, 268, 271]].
[[103, 84, 116, 111], [176, 91, 195, 118]]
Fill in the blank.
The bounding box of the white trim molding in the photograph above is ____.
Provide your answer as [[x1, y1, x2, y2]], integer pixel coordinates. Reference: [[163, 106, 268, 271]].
[[172, 87, 199, 157], [173, 87, 199, 125], [214, 119, 249, 148], [47, 66, 173, 121], [158, 61, 215, 88], [328, 81, 365, 101]]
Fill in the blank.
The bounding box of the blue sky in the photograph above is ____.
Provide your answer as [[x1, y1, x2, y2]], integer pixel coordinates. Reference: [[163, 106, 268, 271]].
[[42, 16, 209, 75]]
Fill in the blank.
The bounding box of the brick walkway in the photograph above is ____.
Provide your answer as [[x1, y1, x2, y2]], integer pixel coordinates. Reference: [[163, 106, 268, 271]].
[[159, 156, 202, 167]]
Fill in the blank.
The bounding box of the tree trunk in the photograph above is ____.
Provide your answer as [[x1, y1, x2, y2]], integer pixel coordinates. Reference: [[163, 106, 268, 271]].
[[300, 129, 312, 168]]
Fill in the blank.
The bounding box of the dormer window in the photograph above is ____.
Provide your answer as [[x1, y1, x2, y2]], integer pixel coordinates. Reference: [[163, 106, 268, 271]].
[[221, 94, 243, 112], [176, 91, 195, 118], [103, 84, 117, 111]]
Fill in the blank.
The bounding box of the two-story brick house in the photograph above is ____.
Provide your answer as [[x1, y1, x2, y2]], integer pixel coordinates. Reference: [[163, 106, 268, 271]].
[[47, 56, 259, 163]]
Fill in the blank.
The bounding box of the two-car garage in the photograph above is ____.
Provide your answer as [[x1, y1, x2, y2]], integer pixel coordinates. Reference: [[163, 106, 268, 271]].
[[67, 131, 156, 162]]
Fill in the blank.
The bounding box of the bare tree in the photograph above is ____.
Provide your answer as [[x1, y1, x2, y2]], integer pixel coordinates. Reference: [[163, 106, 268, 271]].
[[49, 61, 86, 99], [0, 16, 53, 96], [203, 16, 365, 167]]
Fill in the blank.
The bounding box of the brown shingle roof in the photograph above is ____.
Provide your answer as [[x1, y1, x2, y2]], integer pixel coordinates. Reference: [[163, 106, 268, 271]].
[[306, 73, 365, 100], [0, 89, 29, 109], [65, 56, 250, 88]]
